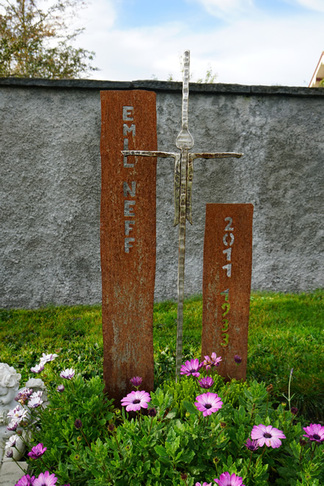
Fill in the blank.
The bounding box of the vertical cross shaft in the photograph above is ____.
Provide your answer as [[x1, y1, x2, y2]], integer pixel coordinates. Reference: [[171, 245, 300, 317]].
[[123, 50, 243, 380], [174, 51, 194, 379]]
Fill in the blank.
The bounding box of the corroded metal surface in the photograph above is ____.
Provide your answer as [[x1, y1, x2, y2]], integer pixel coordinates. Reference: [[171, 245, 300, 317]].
[[100, 90, 157, 403], [123, 51, 243, 380], [201, 204, 254, 381]]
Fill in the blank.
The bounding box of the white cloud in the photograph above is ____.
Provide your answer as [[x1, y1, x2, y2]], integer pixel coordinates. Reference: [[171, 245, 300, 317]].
[[75, 0, 323, 87], [291, 0, 324, 13], [190, 15, 324, 86], [75, 0, 117, 32], [191, 0, 255, 18], [80, 21, 187, 80]]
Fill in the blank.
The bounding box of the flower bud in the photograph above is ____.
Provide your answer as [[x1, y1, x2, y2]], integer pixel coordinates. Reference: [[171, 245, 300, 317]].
[[74, 419, 82, 430], [148, 407, 157, 417], [130, 376, 143, 388]]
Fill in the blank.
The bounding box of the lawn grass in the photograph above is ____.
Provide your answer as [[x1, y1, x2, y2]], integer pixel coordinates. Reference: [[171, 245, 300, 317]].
[[0, 290, 323, 421]]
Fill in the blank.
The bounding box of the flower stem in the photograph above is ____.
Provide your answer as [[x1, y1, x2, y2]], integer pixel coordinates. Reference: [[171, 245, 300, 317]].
[[255, 445, 267, 468], [148, 416, 154, 436], [288, 368, 293, 410], [81, 429, 91, 448], [247, 451, 253, 473]]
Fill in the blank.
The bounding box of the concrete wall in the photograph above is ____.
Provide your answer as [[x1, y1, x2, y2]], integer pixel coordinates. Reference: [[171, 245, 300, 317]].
[[0, 78, 323, 308]]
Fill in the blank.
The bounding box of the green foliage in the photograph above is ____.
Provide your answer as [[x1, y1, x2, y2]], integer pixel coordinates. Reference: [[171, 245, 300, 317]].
[[248, 290, 324, 420], [0, 0, 97, 78], [163, 66, 218, 83], [0, 304, 103, 382], [27, 373, 114, 484], [0, 291, 323, 421], [196, 67, 218, 84], [11, 358, 324, 485]]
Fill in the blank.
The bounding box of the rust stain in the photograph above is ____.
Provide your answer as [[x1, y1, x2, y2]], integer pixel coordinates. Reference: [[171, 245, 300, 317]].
[[100, 90, 157, 404], [201, 204, 253, 381]]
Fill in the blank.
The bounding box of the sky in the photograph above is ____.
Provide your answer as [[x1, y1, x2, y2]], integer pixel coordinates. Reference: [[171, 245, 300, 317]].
[[74, 0, 324, 86]]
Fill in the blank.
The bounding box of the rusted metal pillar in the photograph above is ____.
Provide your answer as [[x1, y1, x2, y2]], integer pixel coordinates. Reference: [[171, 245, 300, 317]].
[[202, 203, 254, 380], [100, 90, 157, 403]]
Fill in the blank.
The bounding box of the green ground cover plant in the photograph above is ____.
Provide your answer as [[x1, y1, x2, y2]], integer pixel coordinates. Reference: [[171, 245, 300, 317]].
[[0, 291, 323, 485], [1, 291, 322, 421]]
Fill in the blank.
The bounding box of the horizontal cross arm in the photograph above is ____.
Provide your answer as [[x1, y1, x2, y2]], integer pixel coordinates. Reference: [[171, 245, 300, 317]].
[[122, 150, 177, 159], [190, 152, 243, 160]]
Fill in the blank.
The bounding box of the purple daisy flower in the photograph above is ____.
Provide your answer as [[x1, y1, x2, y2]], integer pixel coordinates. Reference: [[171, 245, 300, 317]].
[[130, 376, 143, 388], [245, 438, 259, 451], [15, 474, 35, 486], [28, 443, 47, 459], [7, 420, 19, 431], [214, 472, 245, 486], [60, 368, 75, 380], [180, 358, 202, 377], [202, 353, 222, 370], [251, 424, 286, 448], [5, 434, 19, 448], [194, 392, 223, 416], [33, 471, 58, 486], [303, 423, 324, 443], [198, 377, 214, 389], [121, 390, 151, 412], [39, 353, 58, 365], [57, 384, 64, 392], [30, 363, 45, 374], [195, 482, 212, 486], [28, 392, 43, 409], [33, 471, 57, 486], [15, 388, 33, 404], [7, 405, 28, 424]]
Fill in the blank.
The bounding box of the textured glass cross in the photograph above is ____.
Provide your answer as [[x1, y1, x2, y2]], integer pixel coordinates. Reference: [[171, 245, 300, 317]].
[[123, 50, 243, 379]]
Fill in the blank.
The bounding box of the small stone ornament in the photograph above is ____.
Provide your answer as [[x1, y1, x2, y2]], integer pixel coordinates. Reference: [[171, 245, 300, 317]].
[[0, 363, 22, 458]]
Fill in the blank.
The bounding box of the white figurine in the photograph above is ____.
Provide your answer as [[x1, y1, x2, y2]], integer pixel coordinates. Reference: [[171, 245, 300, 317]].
[[0, 363, 22, 460]]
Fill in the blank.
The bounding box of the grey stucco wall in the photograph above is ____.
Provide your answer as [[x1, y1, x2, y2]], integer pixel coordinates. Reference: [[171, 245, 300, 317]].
[[0, 79, 323, 308]]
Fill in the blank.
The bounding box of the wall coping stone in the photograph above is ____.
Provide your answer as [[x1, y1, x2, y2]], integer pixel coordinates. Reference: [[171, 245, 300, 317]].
[[0, 77, 324, 97]]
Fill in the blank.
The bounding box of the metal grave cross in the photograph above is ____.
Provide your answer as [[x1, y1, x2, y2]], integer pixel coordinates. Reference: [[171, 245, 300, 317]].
[[123, 50, 243, 379]]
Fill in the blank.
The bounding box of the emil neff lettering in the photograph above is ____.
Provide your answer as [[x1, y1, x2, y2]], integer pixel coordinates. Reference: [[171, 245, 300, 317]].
[[123, 181, 136, 197], [123, 106, 134, 121], [123, 106, 135, 168], [123, 106, 137, 252]]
